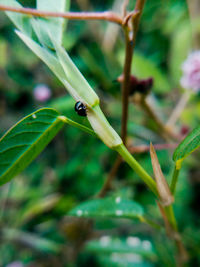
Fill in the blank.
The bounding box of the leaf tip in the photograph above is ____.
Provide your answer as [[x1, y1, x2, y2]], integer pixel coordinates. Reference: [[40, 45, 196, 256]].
[[150, 143, 174, 206]]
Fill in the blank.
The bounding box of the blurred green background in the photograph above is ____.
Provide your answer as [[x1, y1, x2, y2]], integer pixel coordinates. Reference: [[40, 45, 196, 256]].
[[0, 0, 200, 266]]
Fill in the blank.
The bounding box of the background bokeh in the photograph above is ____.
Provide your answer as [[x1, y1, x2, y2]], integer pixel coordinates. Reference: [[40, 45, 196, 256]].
[[0, 0, 200, 266]]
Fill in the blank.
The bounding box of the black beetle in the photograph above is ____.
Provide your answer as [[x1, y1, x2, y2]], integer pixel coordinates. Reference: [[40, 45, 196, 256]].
[[74, 101, 87, 116]]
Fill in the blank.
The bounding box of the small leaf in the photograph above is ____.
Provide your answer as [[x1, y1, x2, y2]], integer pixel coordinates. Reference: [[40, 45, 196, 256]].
[[150, 143, 174, 206], [69, 197, 144, 220], [0, 0, 32, 35], [33, 0, 71, 48], [173, 125, 200, 169], [0, 108, 64, 185]]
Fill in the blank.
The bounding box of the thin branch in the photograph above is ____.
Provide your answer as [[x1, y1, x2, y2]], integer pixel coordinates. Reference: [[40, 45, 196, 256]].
[[121, 0, 146, 145], [121, 30, 134, 144], [0, 5, 123, 25]]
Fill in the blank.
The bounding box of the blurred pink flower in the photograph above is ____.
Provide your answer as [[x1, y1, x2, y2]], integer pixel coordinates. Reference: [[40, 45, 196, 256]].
[[6, 261, 24, 267], [180, 51, 200, 92], [33, 84, 52, 102]]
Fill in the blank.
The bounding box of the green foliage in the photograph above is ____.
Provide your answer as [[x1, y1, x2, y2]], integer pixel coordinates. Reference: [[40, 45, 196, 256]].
[[69, 197, 144, 220], [86, 237, 154, 257], [0, 0, 199, 266], [0, 108, 64, 185], [0, 0, 32, 35], [173, 125, 200, 167], [35, 0, 70, 48]]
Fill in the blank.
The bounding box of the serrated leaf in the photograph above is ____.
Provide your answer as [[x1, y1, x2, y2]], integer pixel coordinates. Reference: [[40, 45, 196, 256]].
[[86, 236, 155, 258], [69, 197, 144, 220], [0, 0, 32, 35], [33, 0, 70, 48], [173, 125, 200, 169], [0, 108, 64, 185]]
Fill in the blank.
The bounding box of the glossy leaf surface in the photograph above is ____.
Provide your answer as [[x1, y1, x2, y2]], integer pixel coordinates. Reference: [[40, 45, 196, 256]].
[[0, 108, 64, 185]]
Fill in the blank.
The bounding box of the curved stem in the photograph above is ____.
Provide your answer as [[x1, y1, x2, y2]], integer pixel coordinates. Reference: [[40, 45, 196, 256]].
[[0, 5, 123, 25]]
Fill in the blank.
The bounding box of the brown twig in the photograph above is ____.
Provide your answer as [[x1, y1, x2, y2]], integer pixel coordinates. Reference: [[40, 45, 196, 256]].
[[121, 0, 146, 145], [0, 5, 123, 25], [121, 30, 134, 144]]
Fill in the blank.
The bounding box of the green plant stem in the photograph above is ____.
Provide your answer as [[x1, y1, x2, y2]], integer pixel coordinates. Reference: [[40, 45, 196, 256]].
[[164, 205, 188, 264], [170, 166, 180, 195], [58, 116, 97, 137], [115, 144, 158, 197], [164, 205, 177, 231]]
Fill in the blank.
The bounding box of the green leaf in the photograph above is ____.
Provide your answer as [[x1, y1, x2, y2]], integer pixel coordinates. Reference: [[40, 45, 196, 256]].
[[98, 255, 154, 267], [69, 197, 144, 220], [33, 0, 70, 48], [0, 0, 32, 35], [51, 38, 99, 107], [86, 236, 155, 258], [15, 31, 99, 107], [173, 125, 200, 169], [15, 30, 67, 81], [0, 108, 64, 185]]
